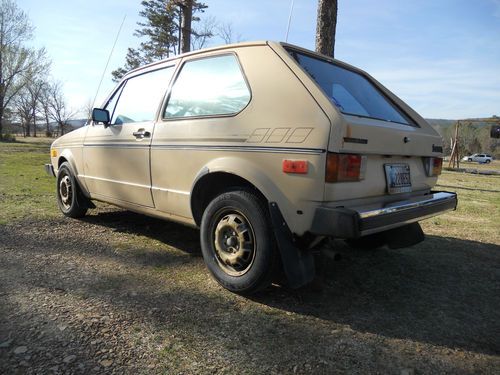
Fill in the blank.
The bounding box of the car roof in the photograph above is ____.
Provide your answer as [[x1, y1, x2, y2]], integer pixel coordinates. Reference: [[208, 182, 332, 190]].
[[124, 40, 359, 79], [126, 41, 270, 76]]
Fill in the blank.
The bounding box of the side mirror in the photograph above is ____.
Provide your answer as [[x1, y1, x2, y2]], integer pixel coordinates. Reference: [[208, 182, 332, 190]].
[[92, 108, 110, 126]]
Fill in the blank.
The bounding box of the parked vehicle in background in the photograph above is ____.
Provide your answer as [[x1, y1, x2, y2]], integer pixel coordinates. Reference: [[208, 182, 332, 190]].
[[462, 154, 493, 163], [45, 41, 458, 294]]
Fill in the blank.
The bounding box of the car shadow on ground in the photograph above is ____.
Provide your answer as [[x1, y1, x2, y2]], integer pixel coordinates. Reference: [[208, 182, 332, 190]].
[[80, 209, 499, 356], [80, 208, 202, 256], [253, 235, 500, 356]]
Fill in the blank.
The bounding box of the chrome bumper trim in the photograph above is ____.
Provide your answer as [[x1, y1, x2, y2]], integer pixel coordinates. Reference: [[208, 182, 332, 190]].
[[311, 191, 458, 238], [358, 192, 457, 219]]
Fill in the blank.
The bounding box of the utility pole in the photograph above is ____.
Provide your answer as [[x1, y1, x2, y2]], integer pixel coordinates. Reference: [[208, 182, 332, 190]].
[[448, 117, 500, 169], [448, 121, 461, 169]]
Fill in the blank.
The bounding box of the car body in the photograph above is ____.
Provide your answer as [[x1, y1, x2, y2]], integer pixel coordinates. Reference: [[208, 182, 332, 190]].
[[45, 41, 457, 293], [462, 153, 493, 163]]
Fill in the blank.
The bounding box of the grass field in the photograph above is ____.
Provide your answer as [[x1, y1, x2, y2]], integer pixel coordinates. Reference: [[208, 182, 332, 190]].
[[0, 138, 56, 224], [1, 137, 499, 373]]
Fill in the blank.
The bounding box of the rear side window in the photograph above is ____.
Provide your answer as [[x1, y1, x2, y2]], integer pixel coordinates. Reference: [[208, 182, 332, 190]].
[[288, 50, 415, 126], [109, 66, 174, 125], [164, 54, 250, 118]]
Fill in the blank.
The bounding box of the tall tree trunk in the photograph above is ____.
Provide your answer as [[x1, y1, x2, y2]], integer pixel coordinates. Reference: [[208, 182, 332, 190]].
[[315, 0, 338, 57], [0, 101, 4, 139], [178, 8, 182, 55], [0, 47, 3, 139], [32, 109, 37, 137], [180, 0, 193, 53], [45, 113, 50, 136]]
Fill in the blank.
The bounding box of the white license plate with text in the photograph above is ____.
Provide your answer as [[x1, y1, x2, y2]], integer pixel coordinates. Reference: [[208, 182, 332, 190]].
[[384, 164, 412, 194]]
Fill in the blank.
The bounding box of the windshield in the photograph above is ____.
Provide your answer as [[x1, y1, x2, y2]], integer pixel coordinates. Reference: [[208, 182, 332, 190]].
[[288, 50, 415, 126]]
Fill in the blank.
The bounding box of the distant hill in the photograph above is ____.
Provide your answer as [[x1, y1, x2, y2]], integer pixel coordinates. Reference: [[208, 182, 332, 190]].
[[425, 119, 456, 129], [67, 119, 87, 128], [425, 118, 497, 138], [426, 118, 498, 129]]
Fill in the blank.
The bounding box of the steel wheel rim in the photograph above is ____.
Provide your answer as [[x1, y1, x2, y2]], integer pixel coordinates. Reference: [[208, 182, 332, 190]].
[[59, 174, 73, 210], [213, 209, 256, 276]]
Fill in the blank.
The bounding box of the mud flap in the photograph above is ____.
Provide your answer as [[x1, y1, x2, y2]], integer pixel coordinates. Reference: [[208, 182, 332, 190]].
[[385, 222, 425, 249], [269, 202, 315, 288]]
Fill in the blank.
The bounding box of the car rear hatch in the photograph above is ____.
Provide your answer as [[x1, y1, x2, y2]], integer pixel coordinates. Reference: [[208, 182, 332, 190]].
[[284, 46, 445, 204]]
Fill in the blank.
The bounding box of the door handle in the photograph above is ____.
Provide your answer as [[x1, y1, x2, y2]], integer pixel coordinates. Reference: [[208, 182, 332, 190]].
[[133, 129, 151, 139]]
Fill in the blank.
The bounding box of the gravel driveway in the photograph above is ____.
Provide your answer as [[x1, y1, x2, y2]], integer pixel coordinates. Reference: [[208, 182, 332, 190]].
[[1, 206, 499, 374]]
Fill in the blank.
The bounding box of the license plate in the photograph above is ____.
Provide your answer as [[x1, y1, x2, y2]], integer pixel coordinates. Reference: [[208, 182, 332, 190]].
[[384, 164, 412, 194]]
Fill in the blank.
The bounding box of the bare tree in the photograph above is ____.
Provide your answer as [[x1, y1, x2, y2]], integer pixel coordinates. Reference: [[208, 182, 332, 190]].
[[82, 98, 94, 125], [46, 81, 76, 136], [25, 77, 47, 137], [40, 83, 53, 136], [0, 0, 47, 138], [191, 15, 216, 50], [13, 86, 31, 136], [315, 0, 338, 57], [217, 22, 242, 45]]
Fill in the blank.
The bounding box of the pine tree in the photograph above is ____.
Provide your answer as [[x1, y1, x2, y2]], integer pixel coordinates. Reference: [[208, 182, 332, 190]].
[[111, 0, 207, 82]]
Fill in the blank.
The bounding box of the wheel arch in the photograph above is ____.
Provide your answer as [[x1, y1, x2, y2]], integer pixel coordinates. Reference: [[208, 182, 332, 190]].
[[190, 158, 286, 227], [57, 149, 78, 174], [57, 150, 90, 198]]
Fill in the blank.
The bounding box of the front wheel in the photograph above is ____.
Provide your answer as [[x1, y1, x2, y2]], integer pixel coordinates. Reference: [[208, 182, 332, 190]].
[[468, 158, 472, 162], [485, 159, 491, 164], [200, 190, 278, 294], [56, 162, 89, 218]]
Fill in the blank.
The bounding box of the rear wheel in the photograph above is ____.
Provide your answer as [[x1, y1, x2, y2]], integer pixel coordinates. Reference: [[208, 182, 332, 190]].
[[200, 189, 278, 294], [486, 159, 491, 164], [56, 162, 89, 218]]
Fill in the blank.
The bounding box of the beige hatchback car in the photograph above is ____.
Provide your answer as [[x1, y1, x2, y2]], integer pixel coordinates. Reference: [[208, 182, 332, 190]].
[[45, 41, 457, 294]]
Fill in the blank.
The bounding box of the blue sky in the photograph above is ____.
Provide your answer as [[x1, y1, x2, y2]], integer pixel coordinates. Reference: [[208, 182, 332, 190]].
[[17, 0, 500, 119]]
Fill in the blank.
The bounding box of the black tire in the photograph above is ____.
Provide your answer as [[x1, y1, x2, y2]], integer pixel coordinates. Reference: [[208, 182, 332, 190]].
[[56, 162, 89, 218], [200, 189, 278, 294], [346, 231, 387, 250], [486, 159, 491, 164], [468, 158, 472, 162]]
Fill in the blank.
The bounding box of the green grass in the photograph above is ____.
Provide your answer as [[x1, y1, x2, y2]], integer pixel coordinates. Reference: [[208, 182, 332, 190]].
[[422, 170, 500, 244], [0, 137, 57, 224]]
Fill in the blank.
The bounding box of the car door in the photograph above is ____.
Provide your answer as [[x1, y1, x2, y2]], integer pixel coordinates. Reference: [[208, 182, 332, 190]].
[[83, 66, 175, 207], [150, 54, 252, 218]]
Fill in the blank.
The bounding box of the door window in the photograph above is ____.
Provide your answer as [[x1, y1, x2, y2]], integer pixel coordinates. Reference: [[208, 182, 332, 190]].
[[164, 54, 250, 118], [108, 66, 175, 125]]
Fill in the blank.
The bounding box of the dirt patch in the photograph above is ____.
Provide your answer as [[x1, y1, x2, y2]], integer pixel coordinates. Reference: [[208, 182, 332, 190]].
[[1, 208, 499, 374]]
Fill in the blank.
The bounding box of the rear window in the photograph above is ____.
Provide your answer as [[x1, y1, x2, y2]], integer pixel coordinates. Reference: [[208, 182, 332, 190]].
[[288, 50, 416, 126]]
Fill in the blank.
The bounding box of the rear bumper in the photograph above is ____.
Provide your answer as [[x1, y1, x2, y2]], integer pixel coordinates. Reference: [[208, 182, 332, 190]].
[[44, 163, 56, 177], [311, 191, 457, 238]]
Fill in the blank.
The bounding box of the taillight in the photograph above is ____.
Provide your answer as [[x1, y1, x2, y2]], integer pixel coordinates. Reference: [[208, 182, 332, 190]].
[[326, 153, 366, 182], [423, 157, 442, 176]]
